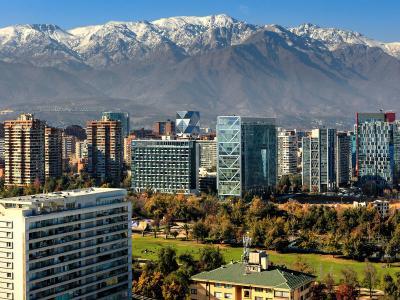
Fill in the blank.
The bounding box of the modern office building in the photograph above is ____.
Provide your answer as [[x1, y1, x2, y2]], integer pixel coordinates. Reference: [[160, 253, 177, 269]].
[[44, 126, 63, 179], [197, 139, 217, 171], [336, 132, 351, 187], [217, 116, 276, 197], [176, 111, 200, 137], [152, 120, 175, 137], [356, 112, 395, 185], [102, 112, 130, 137], [0, 188, 132, 300], [131, 140, 199, 194], [86, 116, 123, 183], [190, 250, 315, 300], [302, 128, 336, 192], [4, 114, 46, 185], [277, 130, 298, 179], [394, 121, 400, 185]]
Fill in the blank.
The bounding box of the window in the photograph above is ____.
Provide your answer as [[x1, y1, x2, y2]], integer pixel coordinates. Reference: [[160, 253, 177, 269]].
[[224, 293, 232, 299], [224, 284, 233, 289], [255, 297, 263, 300], [244, 289, 251, 298], [274, 290, 290, 298], [214, 292, 223, 299], [215, 283, 223, 288], [255, 287, 263, 292], [190, 289, 197, 295]]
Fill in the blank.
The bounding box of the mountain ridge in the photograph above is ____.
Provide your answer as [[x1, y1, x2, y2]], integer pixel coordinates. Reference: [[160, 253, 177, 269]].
[[0, 14, 399, 128]]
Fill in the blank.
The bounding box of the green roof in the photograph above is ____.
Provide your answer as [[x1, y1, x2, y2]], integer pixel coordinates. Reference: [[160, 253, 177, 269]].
[[191, 262, 315, 290]]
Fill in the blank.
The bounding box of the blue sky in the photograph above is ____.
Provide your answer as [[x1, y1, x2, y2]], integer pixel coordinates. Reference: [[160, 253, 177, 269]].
[[2, 0, 399, 42]]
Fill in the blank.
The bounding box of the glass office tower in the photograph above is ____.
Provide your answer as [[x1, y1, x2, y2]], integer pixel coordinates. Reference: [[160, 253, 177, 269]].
[[217, 116, 276, 198], [356, 112, 396, 186], [176, 111, 200, 136]]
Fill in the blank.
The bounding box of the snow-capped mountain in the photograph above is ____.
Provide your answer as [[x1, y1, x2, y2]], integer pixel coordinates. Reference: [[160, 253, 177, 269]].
[[289, 23, 400, 59], [0, 15, 398, 68], [0, 14, 400, 128]]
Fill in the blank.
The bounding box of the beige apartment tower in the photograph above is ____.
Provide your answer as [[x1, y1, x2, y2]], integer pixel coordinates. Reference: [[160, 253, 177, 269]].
[[86, 116, 123, 183], [0, 188, 132, 299], [4, 114, 46, 185]]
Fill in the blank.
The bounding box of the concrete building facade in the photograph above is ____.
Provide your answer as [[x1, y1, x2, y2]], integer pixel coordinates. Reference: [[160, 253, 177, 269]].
[[44, 127, 63, 179], [86, 117, 123, 183], [4, 114, 46, 185], [302, 128, 336, 192], [131, 140, 199, 194], [277, 130, 298, 179], [0, 188, 132, 299]]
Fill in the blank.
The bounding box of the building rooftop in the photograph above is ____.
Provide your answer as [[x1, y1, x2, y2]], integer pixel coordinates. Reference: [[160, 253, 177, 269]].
[[0, 187, 126, 205], [191, 262, 315, 290]]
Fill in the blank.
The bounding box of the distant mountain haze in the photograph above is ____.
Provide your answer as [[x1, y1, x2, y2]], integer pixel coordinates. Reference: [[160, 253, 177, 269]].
[[0, 14, 399, 128]]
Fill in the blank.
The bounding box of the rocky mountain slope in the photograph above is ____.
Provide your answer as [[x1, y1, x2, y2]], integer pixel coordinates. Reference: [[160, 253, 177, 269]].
[[0, 14, 399, 128]]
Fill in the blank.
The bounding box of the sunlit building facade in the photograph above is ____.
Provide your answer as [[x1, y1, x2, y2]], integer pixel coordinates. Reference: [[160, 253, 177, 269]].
[[131, 140, 199, 194], [0, 188, 132, 300]]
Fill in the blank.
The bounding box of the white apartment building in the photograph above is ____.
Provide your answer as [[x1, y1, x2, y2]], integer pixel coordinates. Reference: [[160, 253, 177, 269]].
[[277, 130, 298, 179], [0, 188, 132, 300]]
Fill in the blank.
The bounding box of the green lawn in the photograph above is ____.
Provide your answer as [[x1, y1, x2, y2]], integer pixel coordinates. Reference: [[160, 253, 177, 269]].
[[132, 234, 400, 282]]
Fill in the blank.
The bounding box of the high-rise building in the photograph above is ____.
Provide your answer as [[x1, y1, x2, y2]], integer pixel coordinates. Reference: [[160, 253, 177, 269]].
[[4, 114, 46, 185], [277, 130, 298, 179], [62, 134, 77, 160], [302, 128, 336, 192], [336, 132, 351, 187], [176, 111, 200, 137], [197, 139, 217, 171], [44, 126, 63, 179], [152, 120, 175, 137], [356, 112, 397, 186], [75, 140, 88, 160], [86, 116, 123, 183], [131, 140, 199, 194], [102, 111, 130, 137], [0, 188, 132, 299], [217, 116, 276, 197], [357, 117, 394, 185], [123, 134, 135, 165]]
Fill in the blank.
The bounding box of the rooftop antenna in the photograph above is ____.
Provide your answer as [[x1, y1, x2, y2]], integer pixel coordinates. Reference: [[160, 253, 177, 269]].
[[242, 232, 252, 264]]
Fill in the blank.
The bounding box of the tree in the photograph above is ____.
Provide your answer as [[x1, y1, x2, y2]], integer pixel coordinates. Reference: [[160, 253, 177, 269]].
[[192, 221, 209, 242], [323, 273, 336, 298], [161, 272, 187, 300], [310, 282, 327, 300], [382, 274, 397, 298], [292, 256, 315, 274], [171, 230, 179, 239], [198, 247, 225, 271], [178, 252, 198, 276], [182, 223, 190, 240], [341, 267, 359, 287], [336, 283, 359, 300], [362, 263, 378, 299], [157, 247, 178, 275], [133, 270, 163, 299]]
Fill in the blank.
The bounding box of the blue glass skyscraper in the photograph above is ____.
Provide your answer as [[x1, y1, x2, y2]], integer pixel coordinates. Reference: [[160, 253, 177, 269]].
[[217, 116, 276, 198]]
